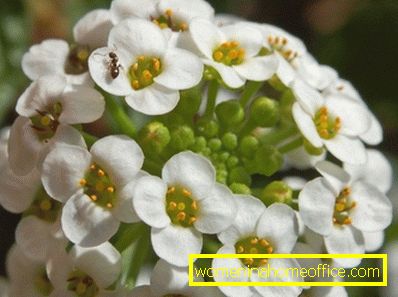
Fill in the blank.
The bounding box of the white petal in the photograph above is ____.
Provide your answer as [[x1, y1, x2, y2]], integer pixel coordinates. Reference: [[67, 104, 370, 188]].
[[58, 86, 105, 124], [71, 242, 121, 288], [61, 193, 120, 247], [212, 245, 254, 297], [162, 151, 215, 199], [275, 53, 296, 86], [8, 116, 42, 176], [73, 9, 113, 49], [158, 0, 215, 22], [360, 112, 383, 145], [298, 177, 335, 236], [344, 149, 392, 194], [218, 195, 265, 245], [88, 47, 132, 96], [154, 48, 203, 90], [22, 39, 69, 80], [220, 23, 263, 57], [42, 144, 91, 202], [256, 203, 298, 253], [46, 249, 73, 290], [189, 18, 223, 59], [324, 225, 364, 268], [151, 224, 202, 267], [324, 135, 366, 164], [132, 175, 170, 228], [194, 184, 237, 234], [110, 0, 157, 24], [311, 286, 348, 297], [0, 167, 39, 213], [90, 135, 144, 187], [364, 231, 384, 252], [234, 55, 278, 81], [325, 95, 371, 136], [16, 75, 67, 118], [125, 84, 179, 115], [51, 124, 87, 149], [284, 146, 326, 170], [204, 59, 245, 88], [292, 103, 323, 148], [350, 181, 392, 232], [292, 80, 324, 115], [15, 216, 57, 261], [109, 19, 167, 60], [315, 161, 350, 195]]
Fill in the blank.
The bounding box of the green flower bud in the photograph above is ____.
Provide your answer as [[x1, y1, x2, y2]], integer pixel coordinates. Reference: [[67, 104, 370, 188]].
[[239, 135, 259, 157], [208, 138, 222, 152], [197, 118, 219, 138], [250, 96, 280, 127], [260, 181, 293, 206], [202, 147, 211, 156], [191, 136, 207, 152], [226, 155, 239, 169], [228, 166, 252, 186], [170, 125, 195, 151], [253, 145, 283, 176], [138, 122, 170, 155], [222, 132, 238, 151], [230, 183, 251, 195], [216, 169, 228, 184], [215, 100, 244, 127], [303, 138, 324, 156], [219, 151, 230, 162]]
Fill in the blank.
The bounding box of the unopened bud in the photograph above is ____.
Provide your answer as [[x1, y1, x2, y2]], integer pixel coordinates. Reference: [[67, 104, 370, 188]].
[[230, 183, 251, 195], [239, 135, 259, 157], [250, 97, 280, 127], [260, 181, 293, 206], [138, 122, 170, 154], [215, 100, 245, 127], [170, 125, 195, 151]]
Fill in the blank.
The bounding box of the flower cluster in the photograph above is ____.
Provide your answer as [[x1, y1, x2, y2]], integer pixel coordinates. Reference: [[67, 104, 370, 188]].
[[0, 0, 393, 296]]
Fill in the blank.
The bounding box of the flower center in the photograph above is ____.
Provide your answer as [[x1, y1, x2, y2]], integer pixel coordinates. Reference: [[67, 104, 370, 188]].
[[67, 270, 99, 297], [267, 35, 297, 62], [213, 41, 245, 66], [151, 9, 188, 32], [65, 44, 91, 75], [30, 102, 62, 142], [80, 163, 117, 209], [34, 267, 53, 296], [314, 106, 341, 139], [128, 56, 162, 90], [24, 187, 62, 223], [235, 236, 274, 268], [165, 185, 199, 228], [333, 187, 356, 225]]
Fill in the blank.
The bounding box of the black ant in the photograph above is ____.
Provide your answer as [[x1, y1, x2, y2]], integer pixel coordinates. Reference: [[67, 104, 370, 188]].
[[94, 50, 122, 79]]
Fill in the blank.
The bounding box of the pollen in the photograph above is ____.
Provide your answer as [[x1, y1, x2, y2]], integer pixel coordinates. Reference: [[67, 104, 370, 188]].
[[97, 169, 105, 177], [314, 106, 341, 139], [106, 203, 113, 209], [40, 115, 52, 126], [79, 179, 87, 186], [235, 235, 274, 268], [165, 9, 173, 17], [107, 186, 115, 193], [129, 55, 162, 90], [333, 187, 356, 226], [212, 40, 245, 66], [39, 199, 52, 211], [90, 195, 98, 201], [166, 185, 199, 228], [268, 34, 297, 62]]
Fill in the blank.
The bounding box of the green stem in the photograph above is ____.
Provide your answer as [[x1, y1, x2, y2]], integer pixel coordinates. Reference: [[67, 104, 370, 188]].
[[260, 126, 297, 145], [143, 158, 162, 176], [112, 223, 146, 252], [278, 137, 303, 154], [105, 95, 136, 138], [239, 81, 263, 107], [204, 80, 219, 117], [238, 119, 256, 137], [81, 131, 99, 147]]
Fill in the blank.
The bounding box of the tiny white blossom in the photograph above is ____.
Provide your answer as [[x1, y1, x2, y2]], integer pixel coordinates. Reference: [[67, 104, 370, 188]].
[[189, 18, 278, 88], [292, 80, 371, 164], [89, 18, 203, 115], [41, 135, 144, 246], [128, 259, 225, 297], [133, 151, 237, 267], [299, 161, 392, 267], [214, 195, 302, 297]]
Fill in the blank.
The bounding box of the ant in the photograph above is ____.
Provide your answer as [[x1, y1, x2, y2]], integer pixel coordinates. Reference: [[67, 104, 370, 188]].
[[94, 50, 122, 79]]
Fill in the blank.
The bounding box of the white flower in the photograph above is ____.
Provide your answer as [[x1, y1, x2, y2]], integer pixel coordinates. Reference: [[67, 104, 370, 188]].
[[214, 195, 302, 297], [47, 242, 121, 297], [133, 151, 237, 267], [292, 80, 371, 164], [110, 0, 214, 30], [41, 135, 144, 246], [214, 14, 245, 27], [73, 9, 113, 49], [284, 146, 326, 170], [89, 18, 203, 115], [128, 259, 224, 297], [7, 245, 52, 297], [8, 75, 103, 175], [324, 78, 383, 145], [298, 161, 392, 267], [189, 19, 278, 88]]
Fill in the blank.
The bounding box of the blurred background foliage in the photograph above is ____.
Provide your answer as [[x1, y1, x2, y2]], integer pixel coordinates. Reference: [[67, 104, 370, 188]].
[[0, 0, 397, 296]]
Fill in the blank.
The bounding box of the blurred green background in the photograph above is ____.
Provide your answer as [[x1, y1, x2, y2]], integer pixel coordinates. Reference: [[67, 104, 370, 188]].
[[0, 0, 397, 296]]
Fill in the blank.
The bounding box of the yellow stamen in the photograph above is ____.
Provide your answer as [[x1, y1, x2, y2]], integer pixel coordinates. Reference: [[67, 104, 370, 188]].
[[153, 58, 161, 72], [213, 51, 224, 62], [90, 195, 98, 202], [107, 186, 115, 193], [165, 9, 173, 17], [189, 216, 197, 225], [90, 164, 96, 170], [191, 200, 198, 210], [335, 203, 346, 212], [250, 237, 259, 245], [237, 245, 244, 253], [40, 199, 52, 211], [168, 201, 177, 211], [40, 115, 51, 126], [343, 217, 352, 225], [176, 211, 186, 221], [180, 23, 188, 31], [167, 187, 176, 194], [143, 70, 153, 81], [106, 203, 113, 209], [244, 258, 254, 266], [259, 239, 270, 247], [267, 246, 273, 254], [182, 189, 191, 197], [177, 202, 186, 211], [249, 247, 258, 254], [260, 259, 268, 266], [79, 179, 87, 186], [97, 169, 105, 177], [132, 63, 138, 71], [132, 80, 140, 90]]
